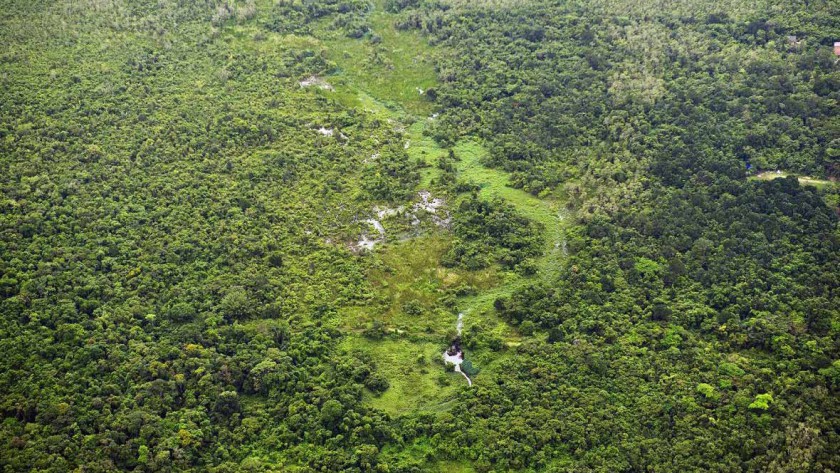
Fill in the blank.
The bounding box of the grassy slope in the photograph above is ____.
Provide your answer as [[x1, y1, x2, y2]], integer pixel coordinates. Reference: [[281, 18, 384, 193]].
[[286, 1, 569, 422], [312, 13, 478, 415], [326, 9, 438, 116]]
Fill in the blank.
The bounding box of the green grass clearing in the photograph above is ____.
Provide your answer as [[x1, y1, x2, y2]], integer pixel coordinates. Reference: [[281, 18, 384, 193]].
[[296, 0, 572, 415], [339, 234, 499, 336], [750, 171, 836, 189], [340, 337, 466, 416], [319, 9, 438, 116], [451, 140, 570, 324]]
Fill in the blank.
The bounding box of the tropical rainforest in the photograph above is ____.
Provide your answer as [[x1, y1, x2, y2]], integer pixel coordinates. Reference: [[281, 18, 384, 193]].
[[1, 0, 839, 471]]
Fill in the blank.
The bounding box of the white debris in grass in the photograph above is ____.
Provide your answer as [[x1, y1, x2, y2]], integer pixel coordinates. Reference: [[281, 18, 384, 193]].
[[443, 351, 463, 366], [299, 75, 334, 91], [350, 192, 450, 253], [414, 191, 450, 227], [442, 313, 471, 386], [414, 191, 445, 213], [366, 218, 385, 236], [355, 234, 378, 252], [352, 218, 386, 252], [375, 205, 404, 219], [386, 118, 406, 133]]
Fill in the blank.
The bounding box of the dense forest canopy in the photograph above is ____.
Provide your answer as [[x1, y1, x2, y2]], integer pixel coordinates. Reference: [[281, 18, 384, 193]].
[[1, 0, 838, 471]]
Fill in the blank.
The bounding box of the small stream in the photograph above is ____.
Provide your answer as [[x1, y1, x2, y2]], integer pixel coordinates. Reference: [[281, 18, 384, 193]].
[[442, 312, 472, 386]]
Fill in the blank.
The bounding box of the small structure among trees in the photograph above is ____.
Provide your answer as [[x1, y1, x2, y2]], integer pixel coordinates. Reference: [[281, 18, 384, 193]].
[[444, 337, 464, 361]]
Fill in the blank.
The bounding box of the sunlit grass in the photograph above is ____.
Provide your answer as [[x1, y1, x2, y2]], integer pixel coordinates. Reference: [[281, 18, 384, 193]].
[[453, 139, 570, 280], [339, 234, 499, 336], [298, 0, 574, 422], [750, 171, 836, 190], [319, 11, 438, 116], [340, 337, 465, 416]]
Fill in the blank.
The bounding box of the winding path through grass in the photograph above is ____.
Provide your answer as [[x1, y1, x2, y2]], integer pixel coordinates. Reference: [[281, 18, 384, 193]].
[[445, 138, 569, 339], [312, 0, 569, 409]]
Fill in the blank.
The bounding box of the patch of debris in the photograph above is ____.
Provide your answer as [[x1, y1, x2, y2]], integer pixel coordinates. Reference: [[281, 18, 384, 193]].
[[351, 218, 388, 253], [386, 118, 405, 133], [375, 205, 405, 219], [442, 315, 471, 386], [354, 234, 378, 252], [349, 192, 450, 253], [299, 75, 334, 91], [413, 191, 450, 228], [367, 218, 385, 235], [313, 127, 349, 142]]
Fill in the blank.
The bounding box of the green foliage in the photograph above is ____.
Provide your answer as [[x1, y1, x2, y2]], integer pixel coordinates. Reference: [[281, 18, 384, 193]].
[[266, 0, 373, 38], [361, 148, 421, 202], [320, 399, 345, 426], [460, 359, 480, 377], [719, 362, 746, 377], [137, 445, 150, 465], [364, 372, 391, 394], [1, 0, 839, 471], [696, 383, 719, 402], [749, 393, 775, 411], [0, 1, 410, 470], [443, 196, 543, 270]]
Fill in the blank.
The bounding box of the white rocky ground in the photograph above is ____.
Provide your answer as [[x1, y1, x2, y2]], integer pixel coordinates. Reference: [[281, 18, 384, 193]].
[[350, 191, 450, 252], [299, 75, 334, 91]]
